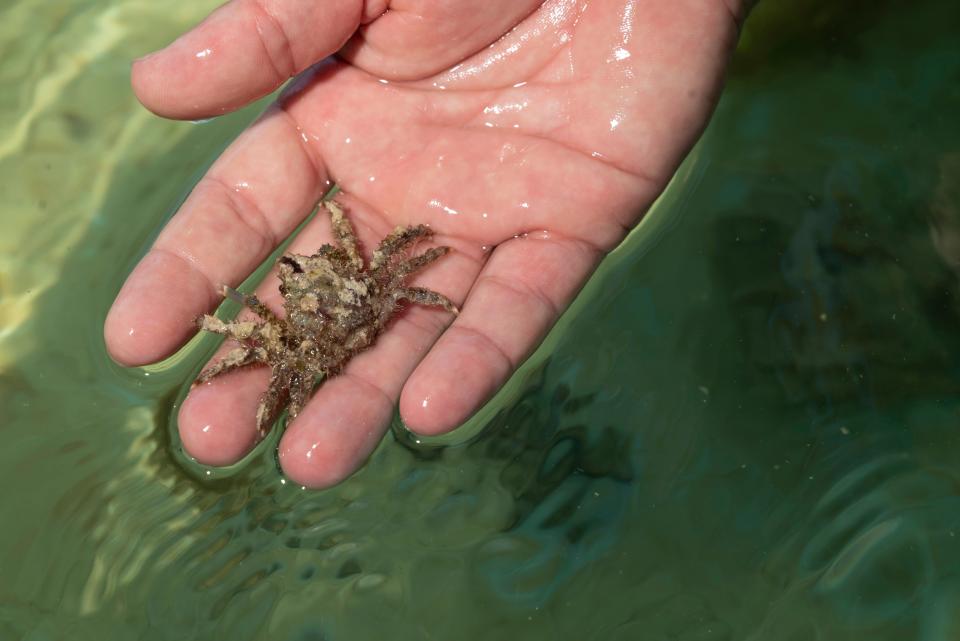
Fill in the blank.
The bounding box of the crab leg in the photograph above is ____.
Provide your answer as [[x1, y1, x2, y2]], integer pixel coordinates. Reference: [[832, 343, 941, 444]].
[[222, 285, 281, 324], [197, 314, 257, 338], [256, 368, 291, 436], [394, 246, 449, 280], [325, 200, 364, 271], [370, 225, 432, 270], [394, 287, 459, 314], [286, 372, 319, 421], [195, 346, 258, 383]]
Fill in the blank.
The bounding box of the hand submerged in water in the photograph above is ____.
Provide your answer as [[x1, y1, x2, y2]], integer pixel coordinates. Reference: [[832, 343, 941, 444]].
[[105, 0, 748, 487]]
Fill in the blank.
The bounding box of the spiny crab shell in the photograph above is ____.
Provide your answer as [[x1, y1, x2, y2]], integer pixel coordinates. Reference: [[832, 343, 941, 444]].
[[195, 199, 458, 435]]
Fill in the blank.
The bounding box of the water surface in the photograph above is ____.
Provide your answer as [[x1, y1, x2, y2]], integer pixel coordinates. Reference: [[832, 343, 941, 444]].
[[2, 1, 960, 639]]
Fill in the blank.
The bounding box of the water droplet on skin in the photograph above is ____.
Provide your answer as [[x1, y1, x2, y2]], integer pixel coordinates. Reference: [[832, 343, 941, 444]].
[[195, 48, 212, 59], [498, 143, 517, 164], [613, 47, 631, 61], [428, 199, 459, 216], [201, 424, 211, 433]]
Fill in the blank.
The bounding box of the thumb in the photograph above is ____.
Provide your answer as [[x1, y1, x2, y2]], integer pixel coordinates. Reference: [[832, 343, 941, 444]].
[[132, 0, 370, 120]]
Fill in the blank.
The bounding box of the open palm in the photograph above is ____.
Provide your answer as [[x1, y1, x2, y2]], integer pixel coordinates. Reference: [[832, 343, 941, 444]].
[[105, 0, 746, 487]]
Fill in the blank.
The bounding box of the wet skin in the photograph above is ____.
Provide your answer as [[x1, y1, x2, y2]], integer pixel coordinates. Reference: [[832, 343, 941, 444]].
[[104, 0, 749, 488]]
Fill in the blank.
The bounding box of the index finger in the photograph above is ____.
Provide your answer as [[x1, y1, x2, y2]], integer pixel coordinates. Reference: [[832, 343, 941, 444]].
[[104, 105, 328, 366], [133, 0, 366, 119]]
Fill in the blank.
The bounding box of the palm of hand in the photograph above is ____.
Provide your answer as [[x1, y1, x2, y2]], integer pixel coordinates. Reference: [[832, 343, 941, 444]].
[[105, 0, 742, 487]]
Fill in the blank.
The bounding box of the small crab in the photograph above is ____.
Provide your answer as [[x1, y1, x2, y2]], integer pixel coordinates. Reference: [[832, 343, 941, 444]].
[[195, 199, 458, 436]]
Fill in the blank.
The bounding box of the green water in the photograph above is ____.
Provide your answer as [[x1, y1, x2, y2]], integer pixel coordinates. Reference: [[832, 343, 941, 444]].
[[2, 1, 960, 639]]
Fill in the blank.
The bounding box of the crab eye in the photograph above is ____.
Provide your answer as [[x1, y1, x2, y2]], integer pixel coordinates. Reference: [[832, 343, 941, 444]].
[[279, 256, 305, 273]]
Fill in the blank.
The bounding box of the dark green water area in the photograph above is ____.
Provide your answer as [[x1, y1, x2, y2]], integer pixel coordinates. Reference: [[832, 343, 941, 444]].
[[2, 0, 960, 638]]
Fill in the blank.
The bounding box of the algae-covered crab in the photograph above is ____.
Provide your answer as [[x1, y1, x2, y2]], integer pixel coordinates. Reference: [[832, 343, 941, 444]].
[[195, 199, 458, 435]]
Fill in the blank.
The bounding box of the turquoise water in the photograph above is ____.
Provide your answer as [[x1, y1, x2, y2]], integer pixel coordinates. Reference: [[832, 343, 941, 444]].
[[2, 0, 960, 639]]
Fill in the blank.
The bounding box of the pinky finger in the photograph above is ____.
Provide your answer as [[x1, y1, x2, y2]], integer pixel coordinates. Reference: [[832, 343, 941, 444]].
[[398, 233, 601, 435]]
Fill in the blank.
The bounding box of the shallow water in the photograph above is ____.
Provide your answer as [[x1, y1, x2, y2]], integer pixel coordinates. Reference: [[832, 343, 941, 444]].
[[2, 0, 960, 639]]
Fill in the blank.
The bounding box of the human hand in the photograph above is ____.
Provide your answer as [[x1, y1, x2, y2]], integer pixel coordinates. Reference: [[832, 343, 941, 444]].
[[105, 0, 748, 487]]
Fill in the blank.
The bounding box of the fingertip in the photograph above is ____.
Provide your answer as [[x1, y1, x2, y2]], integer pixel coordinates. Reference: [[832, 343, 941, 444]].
[[277, 423, 359, 489], [130, 53, 167, 117], [104, 251, 216, 367], [128, 15, 258, 120], [178, 369, 268, 466], [277, 377, 392, 489], [103, 300, 150, 367], [130, 40, 234, 120], [103, 290, 186, 368], [399, 331, 509, 436], [398, 381, 441, 436], [398, 379, 472, 437]]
